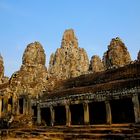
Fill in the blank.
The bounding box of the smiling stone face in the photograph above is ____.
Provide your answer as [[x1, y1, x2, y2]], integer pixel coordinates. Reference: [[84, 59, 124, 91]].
[[103, 37, 131, 69], [22, 42, 46, 66], [9, 41, 48, 97], [48, 29, 89, 80]]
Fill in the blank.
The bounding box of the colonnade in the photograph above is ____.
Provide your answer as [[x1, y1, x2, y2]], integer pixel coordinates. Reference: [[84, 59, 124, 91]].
[[16, 97, 32, 115], [36, 94, 140, 126], [0, 96, 32, 118]]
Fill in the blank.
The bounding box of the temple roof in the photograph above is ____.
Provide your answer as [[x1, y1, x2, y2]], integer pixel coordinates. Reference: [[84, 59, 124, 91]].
[[41, 62, 140, 101]]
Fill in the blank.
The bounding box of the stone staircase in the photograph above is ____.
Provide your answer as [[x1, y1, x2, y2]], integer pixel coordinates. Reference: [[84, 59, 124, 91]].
[[10, 114, 33, 128], [1, 124, 140, 140]]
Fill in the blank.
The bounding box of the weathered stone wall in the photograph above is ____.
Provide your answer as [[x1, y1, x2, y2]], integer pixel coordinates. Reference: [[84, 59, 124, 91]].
[[103, 37, 131, 69], [48, 29, 89, 80]]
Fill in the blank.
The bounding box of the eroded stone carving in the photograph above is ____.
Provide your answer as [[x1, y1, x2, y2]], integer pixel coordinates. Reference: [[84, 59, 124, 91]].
[[10, 42, 47, 97], [89, 55, 104, 72], [48, 29, 89, 80], [103, 37, 131, 69]]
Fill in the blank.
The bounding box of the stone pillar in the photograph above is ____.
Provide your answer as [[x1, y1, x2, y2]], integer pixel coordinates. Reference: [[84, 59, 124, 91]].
[[16, 99, 20, 115], [50, 106, 55, 126], [3, 98, 8, 113], [132, 94, 140, 123], [37, 103, 41, 125], [28, 98, 32, 115], [0, 97, 2, 118], [26, 99, 28, 115], [105, 101, 112, 125], [83, 102, 89, 125], [12, 96, 15, 115], [23, 98, 26, 115], [65, 104, 71, 126]]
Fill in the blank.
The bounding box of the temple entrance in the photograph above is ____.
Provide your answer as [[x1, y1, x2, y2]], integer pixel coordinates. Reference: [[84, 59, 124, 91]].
[[41, 108, 51, 126], [70, 104, 84, 125], [89, 101, 106, 124], [54, 106, 66, 125], [110, 98, 135, 123], [19, 98, 24, 114]]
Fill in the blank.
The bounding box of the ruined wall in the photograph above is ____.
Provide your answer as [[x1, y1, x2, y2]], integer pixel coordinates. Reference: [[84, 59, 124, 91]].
[[103, 37, 131, 69], [48, 29, 89, 80]]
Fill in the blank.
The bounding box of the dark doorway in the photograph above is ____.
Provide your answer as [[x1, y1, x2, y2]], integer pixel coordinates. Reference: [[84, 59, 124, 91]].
[[2, 98, 4, 112], [138, 95, 140, 105], [32, 106, 37, 123], [110, 98, 135, 123], [41, 108, 51, 126], [70, 104, 84, 125], [54, 106, 66, 125], [89, 101, 106, 124], [19, 98, 24, 114], [32, 106, 37, 117], [8, 96, 13, 106]]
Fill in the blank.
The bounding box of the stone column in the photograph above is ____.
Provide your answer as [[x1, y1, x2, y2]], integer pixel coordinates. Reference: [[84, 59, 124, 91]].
[[16, 99, 20, 115], [3, 98, 8, 113], [132, 94, 140, 123], [26, 99, 28, 115], [50, 106, 55, 126], [0, 97, 2, 118], [65, 104, 71, 126], [83, 102, 89, 125], [12, 96, 15, 115], [37, 103, 41, 125], [28, 98, 32, 115], [105, 101, 112, 125], [23, 98, 26, 115]]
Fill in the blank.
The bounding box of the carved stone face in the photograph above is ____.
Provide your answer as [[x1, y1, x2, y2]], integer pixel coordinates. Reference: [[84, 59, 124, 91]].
[[22, 42, 46, 66]]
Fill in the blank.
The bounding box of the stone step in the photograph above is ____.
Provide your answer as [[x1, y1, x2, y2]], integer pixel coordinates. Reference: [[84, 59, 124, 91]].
[[8, 129, 134, 139], [1, 124, 139, 139]]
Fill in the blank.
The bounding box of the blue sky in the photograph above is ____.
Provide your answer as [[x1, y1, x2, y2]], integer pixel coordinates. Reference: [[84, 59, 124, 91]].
[[0, 0, 140, 77]]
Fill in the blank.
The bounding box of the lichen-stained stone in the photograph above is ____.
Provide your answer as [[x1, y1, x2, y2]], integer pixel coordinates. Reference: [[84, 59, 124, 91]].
[[89, 55, 104, 73], [9, 42, 48, 97], [48, 29, 89, 80], [103, 37, 131, 69]]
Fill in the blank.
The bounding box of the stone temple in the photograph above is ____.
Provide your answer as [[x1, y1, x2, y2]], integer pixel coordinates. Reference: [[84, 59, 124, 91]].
[[0, 29, 140, 139]]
